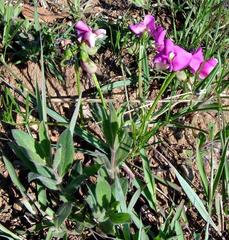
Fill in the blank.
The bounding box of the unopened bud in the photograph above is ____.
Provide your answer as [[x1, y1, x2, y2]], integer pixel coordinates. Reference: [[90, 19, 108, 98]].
[[176, 71, 187, 81]]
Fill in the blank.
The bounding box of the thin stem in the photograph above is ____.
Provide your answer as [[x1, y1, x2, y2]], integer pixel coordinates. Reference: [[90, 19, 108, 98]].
[[91, 73, 107, 110], [110, 147, 116, 180], [74, 64, 83, 123], [138, 44, 143, 99]]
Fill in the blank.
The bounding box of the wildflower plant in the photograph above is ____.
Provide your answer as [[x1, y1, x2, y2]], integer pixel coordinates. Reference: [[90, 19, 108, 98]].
[[0, 1, 228, 239]]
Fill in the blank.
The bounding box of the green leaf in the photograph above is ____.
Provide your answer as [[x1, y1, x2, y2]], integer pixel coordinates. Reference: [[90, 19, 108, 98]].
[[170, 163, 218, 232], [57, 129, 74, 177], [3, 155, 26, 194], [0, 224, 22, 240], [53, 145, 62, 171], [3, 155, 37, 215], [102, 104, 119, 147], [96, 177, 111, 208], [28, 173, 59, 191], [175, 221, 184, 240], [116, 130, 133, 165], [69, 94, 82, 136], [128, 188, 141, 212], [55, 202, 73, 228], [19, 147, 46, 166], [213, 138, 229, 197], [140, 149, 157, 210], [64, 175, 87, 193], [196, 136, 209, 196], [115, 177, 127, 212], [11, 130, 46, 165], [109, 213, 131, 224], [12, 129, 36, 153], [39, 121, 51, 165]]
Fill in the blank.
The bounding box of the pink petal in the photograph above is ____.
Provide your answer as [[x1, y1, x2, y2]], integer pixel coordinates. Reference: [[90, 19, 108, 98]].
[[84, 32, 97, 48], [164, 39, 175, 56], [143, 15, 155, 32], [189, 48, 204, 73], [152, 26, 166, 51], [77, 35, 83, 43], [75, 21, 91, 33], [199, 58, 218, 79], [171, 45, 192, 71], [94, 29, 106, 38], [153, 54, 169, 70], [129, 22, 146, 36]]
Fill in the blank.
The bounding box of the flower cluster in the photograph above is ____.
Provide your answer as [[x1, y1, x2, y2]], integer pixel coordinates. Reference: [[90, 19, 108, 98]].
[[129, 15, 218, 79], [75, 21, 106, 74]]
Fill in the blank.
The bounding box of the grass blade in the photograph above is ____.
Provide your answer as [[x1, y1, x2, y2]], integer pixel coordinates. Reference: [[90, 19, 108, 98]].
[[0, 224, 22, 240], [169, 162, 219, 233], [140, 148, 157, 210]]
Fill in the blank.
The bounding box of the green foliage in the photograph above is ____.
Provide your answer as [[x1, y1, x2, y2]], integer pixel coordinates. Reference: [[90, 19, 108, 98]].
[[0, 0, 228, 239]]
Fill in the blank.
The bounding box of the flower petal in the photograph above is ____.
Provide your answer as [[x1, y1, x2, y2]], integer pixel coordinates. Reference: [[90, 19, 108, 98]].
[[84, 32, 97, 48], [144, 15, 155, 32], [171, 45, 192, 71], [164, 39, 175, 56], [129, 22, 146, 36], [75, 21, 91, 33], [199, 58, 218, 79], [94, 29, 106, 38], [189, 48, 204, 73], [153, 54, 169, 70], [152, 26, 166, 51]]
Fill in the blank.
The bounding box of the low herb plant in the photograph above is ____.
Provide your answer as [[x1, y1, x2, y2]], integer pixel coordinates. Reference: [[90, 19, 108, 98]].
[[0, 0, 228, 239]]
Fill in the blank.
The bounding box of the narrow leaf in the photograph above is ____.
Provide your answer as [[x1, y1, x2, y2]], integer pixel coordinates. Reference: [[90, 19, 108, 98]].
[[0, 224, 22, 240], [57, 129, 74, 177], [55, 202, 73, 227], [170, 163, 218, 232]]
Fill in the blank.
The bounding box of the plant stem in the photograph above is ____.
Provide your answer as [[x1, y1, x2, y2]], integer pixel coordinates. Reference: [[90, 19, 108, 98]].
[[110, 147, 116, 180], [74, 64, 83, 122], [91, 73, 107, 110], [138, 44, 143, 99]]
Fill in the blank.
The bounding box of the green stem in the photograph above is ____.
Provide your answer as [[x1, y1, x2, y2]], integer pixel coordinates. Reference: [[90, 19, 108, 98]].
[[110, 147, 116, 180], [138, 44, 144, 99], [146, 72, 176, 122], [74, 64, 83, 123], [91, 73, 107, 110]]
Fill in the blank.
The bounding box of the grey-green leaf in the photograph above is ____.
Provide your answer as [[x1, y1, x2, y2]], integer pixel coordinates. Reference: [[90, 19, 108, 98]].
[[57, 129, 74, 177], [55, 202, 73, 228], [95, 177, 111, 208], [109, 213, 131, 224], [170, 163, 218, 232], [28, 172, 59, 190]]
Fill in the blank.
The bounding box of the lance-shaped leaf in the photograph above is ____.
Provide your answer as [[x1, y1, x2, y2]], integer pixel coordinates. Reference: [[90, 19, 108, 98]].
[[57, 129, 74, 177]]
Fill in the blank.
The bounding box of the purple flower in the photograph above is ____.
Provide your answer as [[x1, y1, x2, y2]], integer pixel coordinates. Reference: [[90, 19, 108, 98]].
[[153, 39, 192, 71], [152, 26, 167, 51], [129, 15, 155, 36], [189, 48, 204, 74], [188, 48, 218, 79], [75, 21, 106, 48], [199, 58, 218, 79]]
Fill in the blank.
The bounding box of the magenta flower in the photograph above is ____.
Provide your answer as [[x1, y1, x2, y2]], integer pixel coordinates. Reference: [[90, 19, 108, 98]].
[[188, 48, 218, 79], [152, 26, 167, 51], [189, 48, 204, 74], [129, 15, 155, 36], [199, 58, 218, 79], [153, 39, 192, 71], [75, 21, 106, 48]]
